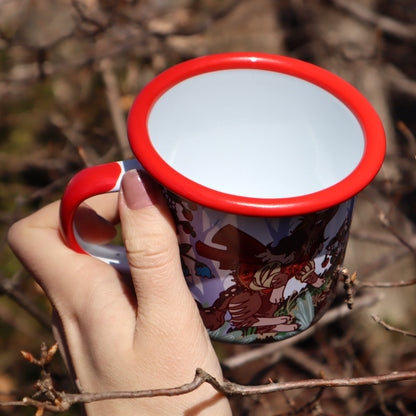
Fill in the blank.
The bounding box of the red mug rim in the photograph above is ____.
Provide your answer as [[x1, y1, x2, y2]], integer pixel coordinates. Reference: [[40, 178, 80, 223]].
[[127, 52, 385, 217]]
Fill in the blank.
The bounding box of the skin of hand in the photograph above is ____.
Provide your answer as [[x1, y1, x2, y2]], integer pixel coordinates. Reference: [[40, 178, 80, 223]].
[[7, 170, 232, 416]]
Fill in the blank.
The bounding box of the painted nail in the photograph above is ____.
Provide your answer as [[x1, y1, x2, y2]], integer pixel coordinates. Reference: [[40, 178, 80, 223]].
[[121, 169, 158, 210]]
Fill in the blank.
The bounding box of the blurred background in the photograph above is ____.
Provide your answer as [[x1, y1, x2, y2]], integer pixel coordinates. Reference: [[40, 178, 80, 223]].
[[1, 0, 416, 414]]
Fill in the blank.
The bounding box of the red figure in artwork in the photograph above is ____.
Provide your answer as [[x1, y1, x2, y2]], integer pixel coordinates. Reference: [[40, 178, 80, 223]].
[[195, 207, 341, 336]]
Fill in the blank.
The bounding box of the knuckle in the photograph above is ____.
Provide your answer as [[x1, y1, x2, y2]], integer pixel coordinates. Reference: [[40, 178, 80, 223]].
[[124, 235, 177, 271], [7, 218, 29, 252]]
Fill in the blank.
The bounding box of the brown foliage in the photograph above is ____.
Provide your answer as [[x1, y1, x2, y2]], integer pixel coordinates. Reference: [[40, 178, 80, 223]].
[[2, 0, 416, 414]]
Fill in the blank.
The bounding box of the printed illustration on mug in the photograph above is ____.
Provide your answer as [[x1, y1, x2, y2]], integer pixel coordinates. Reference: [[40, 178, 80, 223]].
[[166, 191, 353, 343]]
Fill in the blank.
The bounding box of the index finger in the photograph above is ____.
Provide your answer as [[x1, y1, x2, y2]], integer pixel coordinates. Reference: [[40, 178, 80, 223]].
[[7, 200, 133, 322]]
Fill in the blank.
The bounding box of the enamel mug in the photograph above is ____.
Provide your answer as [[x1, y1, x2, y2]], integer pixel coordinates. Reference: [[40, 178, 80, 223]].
[[60, 53, 385, 343]]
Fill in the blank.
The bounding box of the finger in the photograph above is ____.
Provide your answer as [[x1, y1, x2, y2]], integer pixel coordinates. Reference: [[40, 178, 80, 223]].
[[7, 201, 94, 292], [74, 204, 117, 244], [7, 201, 135, 328], [118, 170, 197, 327], [84, 192, 120, 223], [75, 193, 121, 244]]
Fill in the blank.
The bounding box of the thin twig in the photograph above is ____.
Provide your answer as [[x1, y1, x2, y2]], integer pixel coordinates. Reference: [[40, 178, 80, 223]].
[[281, 347, 331, 379], [99, 58, 131, 159], [277, 388, 324, 416], [2, 368, 416, 412], [0, 303, 39, 336], [71, 0, 109, 36], [385, 64, 416, 98], [354, 215, 416, 287], [330, 0, 416, 42], [356, 245, 410, 281], [377, 212, 416, 259], [396, 398, 413, 416], [372, 315, 416, 338], [0, 274, 51, 329], [359, 276, 416, 289], [350, 229, 401, 246], [0, 371, 205, 412], [205, 369, 416, 396], [397, 120, 416, 157]]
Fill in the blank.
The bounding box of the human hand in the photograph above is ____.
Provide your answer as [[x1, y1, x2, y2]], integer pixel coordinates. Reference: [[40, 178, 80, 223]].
[[8, 169, 231, 416]]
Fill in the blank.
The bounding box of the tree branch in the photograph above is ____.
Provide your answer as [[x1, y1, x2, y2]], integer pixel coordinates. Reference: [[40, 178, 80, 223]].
[[330, 0, 416, 42], [99, 58, 131, 160], [359, 276, 416, 289], [0, 273, 51, 330], [206, 368, 416, 395], [372, 314, 416, 338], [2, 368, 416, 413]]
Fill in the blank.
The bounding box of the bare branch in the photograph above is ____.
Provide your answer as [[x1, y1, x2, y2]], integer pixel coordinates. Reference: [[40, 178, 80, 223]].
[[377, 212, 416, 260], [0, 273, 51, 330], [99, 58, 131, 159], [2, 367, 416, 413], [71, 0, 109, 36], [359, 276, 416, 289], [372, 315, 416, 338], [397, 120, 416, 157], [282, 388, 324, 416], [0, 370, 205, 413], [330, 0, 416, 42], [356, 244, 411, 280], [147, 0, 244, 37], [354, 201, 416, 288], [385, 64, 416, 98], [350, 229, 402, 246], [205, 368, 416, 395]]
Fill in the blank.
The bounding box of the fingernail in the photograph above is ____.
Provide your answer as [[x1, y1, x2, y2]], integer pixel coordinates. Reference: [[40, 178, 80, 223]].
[[121, 170, 159, 210]]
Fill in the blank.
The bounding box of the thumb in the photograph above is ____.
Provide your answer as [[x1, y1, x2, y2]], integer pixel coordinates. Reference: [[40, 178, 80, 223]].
[[118, 169, 196, 325]]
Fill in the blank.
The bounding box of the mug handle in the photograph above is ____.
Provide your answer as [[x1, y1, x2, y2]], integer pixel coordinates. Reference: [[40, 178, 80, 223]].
[[60, 159, 142, 272]]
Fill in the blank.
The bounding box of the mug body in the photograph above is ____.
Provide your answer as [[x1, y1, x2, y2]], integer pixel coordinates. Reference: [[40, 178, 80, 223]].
[[165, 191, 354, 343]]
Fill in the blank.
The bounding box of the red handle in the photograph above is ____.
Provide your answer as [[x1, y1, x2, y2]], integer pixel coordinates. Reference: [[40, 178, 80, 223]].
[[60, 160, 141, 270]]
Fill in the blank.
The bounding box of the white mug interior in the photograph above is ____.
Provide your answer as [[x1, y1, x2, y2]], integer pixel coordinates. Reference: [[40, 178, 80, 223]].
[[147, 69, 365, 199]]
